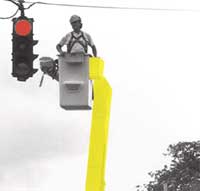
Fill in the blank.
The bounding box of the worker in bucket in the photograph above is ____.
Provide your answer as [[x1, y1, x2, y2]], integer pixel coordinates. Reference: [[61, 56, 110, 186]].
[[40, 15, 97, 90], [40, 15, 97, 79], [56, 15, 97, 57]]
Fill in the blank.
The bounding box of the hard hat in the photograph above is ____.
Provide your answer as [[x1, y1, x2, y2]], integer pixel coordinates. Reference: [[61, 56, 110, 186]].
[[70, 15, 81, 24]]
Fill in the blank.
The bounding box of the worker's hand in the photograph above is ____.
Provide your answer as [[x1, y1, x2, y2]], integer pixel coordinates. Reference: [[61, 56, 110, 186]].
[[58, 51, 65, 57]]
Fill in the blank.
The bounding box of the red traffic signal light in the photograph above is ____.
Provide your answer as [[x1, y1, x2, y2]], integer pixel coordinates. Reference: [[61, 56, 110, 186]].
[[15, 19, 32, 36], [12, 16, 38, 81]]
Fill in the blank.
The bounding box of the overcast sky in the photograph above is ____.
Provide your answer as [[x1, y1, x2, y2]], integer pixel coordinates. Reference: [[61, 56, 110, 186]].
[[1, 0, 200, 191]]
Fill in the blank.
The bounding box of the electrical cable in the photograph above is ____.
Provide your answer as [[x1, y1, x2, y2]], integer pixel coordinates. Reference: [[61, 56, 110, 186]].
[[2, 0, 200, 14], [3, 0, 19, 6], [24, 1, 200, 12], [24, 2, 37, 9], [0, 8, 19, 19]]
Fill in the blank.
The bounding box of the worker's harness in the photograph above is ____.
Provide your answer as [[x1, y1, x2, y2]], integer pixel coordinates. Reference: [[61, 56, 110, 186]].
[[67, 31, 91, 53]]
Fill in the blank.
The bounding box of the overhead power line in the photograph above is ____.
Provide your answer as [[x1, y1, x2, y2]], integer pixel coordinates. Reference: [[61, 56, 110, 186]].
[[0, 0, 36, 19], [2, 0, 200, 16], [0, 8, 19, 19], [24, 1, 200, 12], [25, 2, 37, 9]]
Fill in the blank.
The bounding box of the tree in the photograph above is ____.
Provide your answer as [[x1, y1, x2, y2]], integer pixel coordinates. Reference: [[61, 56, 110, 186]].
[[137, 141, 200, 191]]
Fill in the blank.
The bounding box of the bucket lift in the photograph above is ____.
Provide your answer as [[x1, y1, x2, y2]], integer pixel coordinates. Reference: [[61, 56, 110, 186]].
[[40, 53, 112, 191], [59, 53, 92, 110]]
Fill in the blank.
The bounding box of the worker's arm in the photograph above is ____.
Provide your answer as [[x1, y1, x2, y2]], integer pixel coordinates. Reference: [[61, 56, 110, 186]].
[[86, 33, 97, 57], [56, 44, 65, 56], [92, 45, 97, 57]]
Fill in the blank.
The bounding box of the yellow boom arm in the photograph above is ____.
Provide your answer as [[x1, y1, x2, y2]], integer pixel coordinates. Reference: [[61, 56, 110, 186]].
[[86, 57, 112, 191]]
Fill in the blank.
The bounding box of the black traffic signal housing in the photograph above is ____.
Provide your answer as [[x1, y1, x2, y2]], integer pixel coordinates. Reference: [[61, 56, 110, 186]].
[[12, 16, 38, 81]]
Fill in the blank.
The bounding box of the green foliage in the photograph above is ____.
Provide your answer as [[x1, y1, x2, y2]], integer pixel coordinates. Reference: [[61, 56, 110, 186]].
[[137, 141, 200, 191]]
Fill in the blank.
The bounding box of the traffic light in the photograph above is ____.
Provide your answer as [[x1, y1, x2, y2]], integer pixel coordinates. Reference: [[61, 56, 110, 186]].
[[12, 16, 38, 81]]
